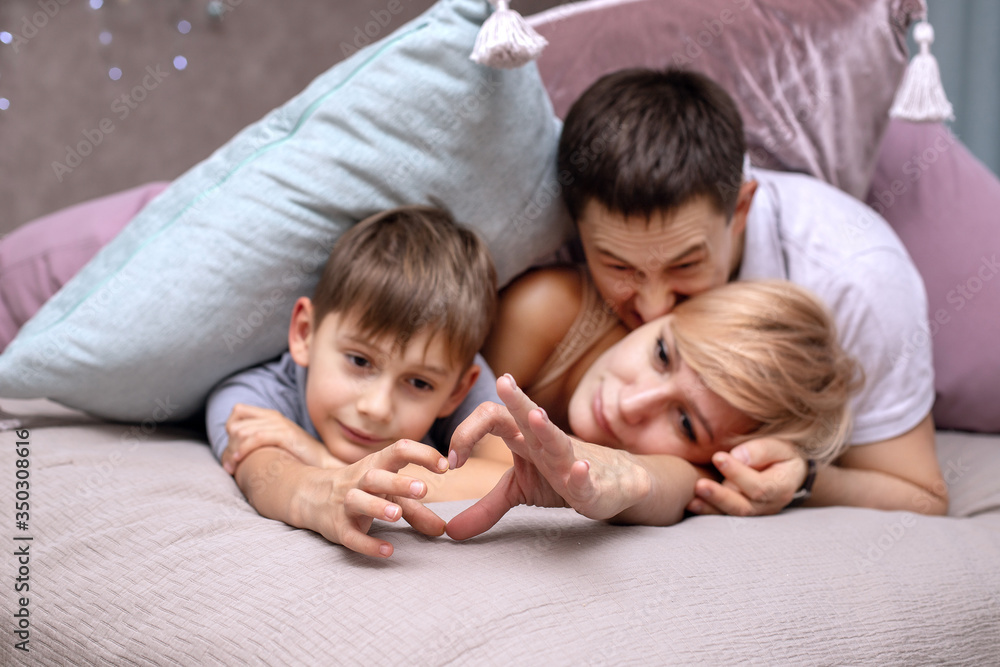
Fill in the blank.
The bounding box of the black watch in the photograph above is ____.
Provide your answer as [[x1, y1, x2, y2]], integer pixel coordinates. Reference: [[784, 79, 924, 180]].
[[787, 459, 817, 507]]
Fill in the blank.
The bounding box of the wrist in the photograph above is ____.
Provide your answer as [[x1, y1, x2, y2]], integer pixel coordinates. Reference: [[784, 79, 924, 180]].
[[786, 459, 817, 507], [288, 465, 330, 528]]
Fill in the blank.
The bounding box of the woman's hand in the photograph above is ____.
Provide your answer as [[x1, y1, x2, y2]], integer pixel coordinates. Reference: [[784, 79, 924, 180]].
[[686, 438, 808, 516], [222, 403, 345, 474], [446, 375, 652, 540]]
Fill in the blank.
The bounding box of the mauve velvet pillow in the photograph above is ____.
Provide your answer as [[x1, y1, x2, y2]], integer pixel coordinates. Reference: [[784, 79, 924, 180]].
[[866, 120, 1000, 433], [528, 0, 919, 200], [0, 182, 169, 352]]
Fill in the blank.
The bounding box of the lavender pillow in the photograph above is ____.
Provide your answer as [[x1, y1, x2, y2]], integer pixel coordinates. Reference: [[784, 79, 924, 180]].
[[0, 182, 169, 352], [866, 120, 1000, 433], [528, 0, 919, 200]]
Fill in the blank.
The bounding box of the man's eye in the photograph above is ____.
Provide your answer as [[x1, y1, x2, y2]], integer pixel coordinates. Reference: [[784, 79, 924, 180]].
[[655, 337, 670, 365], [673, 260, 700, 271], [608, 263, 631, 272], [680, 412, 696, 442]]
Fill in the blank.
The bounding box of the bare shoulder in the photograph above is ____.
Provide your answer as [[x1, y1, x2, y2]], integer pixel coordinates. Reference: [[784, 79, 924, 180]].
[[483, 265, 586, 386]]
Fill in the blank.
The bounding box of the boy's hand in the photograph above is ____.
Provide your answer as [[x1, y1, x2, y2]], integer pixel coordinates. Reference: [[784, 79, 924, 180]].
[[685, 438, 807, 516], [223, 403, 344, 474], [294, 439, 451, 558]]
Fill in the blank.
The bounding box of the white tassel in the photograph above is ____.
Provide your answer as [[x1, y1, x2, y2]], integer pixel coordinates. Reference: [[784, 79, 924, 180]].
[[470, 0, 548, 69], [889, 20, 955, 122]]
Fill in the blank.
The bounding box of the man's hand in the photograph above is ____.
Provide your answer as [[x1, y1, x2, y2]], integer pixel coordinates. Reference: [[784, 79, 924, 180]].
[[686, 438, 807, 516], [446, 375, 651, 540], [223, 403, 344, 474]]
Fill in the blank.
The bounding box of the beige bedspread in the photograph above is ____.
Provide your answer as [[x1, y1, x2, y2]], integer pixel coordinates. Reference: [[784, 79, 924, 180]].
[[2, 398, 998, 665]]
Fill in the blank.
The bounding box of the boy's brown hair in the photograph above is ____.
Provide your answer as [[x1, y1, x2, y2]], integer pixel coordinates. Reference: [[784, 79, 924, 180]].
[[558, 68, 746, 222], [311, 205, 497, 369]]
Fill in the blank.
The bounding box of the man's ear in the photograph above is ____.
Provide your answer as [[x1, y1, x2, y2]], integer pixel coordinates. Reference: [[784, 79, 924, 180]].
[[437, 363, 481, 418], [288, 297, 315, 367], [730, 179, 758, 238]]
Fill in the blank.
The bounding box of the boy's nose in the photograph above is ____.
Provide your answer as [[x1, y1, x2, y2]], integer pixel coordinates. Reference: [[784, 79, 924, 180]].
[[618, 379, 676, 425], [356, 377, 393, 423]]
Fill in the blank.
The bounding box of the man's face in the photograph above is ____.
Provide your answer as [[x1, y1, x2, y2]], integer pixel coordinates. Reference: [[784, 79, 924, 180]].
[[577, 192, 750, 331]]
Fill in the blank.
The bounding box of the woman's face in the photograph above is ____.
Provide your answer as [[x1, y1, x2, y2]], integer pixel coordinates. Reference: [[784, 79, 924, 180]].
[[567, 315, 757, 465]]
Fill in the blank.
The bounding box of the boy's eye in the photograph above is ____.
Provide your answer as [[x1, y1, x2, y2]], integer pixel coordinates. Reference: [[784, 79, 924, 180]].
[[346, 354, 371, 369], [409, 378, 434, 392]]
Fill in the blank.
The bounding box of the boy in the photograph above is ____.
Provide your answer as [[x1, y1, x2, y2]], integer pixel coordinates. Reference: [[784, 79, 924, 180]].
[[206, 206, 509, 558], [545, 68, 945, 517]]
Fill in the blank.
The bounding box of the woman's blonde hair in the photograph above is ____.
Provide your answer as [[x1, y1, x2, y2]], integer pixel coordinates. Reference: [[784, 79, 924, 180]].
[[670, 281, 863, 464]]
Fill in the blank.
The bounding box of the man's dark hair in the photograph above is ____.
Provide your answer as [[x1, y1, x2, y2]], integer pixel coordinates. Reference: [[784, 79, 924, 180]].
[[558, 68, 746, 222]]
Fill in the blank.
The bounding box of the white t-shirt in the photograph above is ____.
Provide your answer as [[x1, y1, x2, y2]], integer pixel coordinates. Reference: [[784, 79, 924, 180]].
[[738, 168, 934, 445]]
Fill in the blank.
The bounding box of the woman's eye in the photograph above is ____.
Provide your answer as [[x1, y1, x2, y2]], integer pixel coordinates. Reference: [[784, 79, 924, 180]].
[[655, 337, 670, 365], [680, 412, 696, 442]]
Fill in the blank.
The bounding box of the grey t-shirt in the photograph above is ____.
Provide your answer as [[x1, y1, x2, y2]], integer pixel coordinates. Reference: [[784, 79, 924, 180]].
[[738, 168, 935, 445], [205, 352, 498, 461]]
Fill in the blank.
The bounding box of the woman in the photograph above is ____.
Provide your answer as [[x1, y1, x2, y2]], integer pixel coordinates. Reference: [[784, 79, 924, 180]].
[[445, 267, 861, 539], [221, 266, 861, 536]]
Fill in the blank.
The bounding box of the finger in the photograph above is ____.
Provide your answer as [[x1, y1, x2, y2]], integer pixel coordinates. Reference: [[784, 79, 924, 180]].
[[445, 468, 517, 540], [566, 459, 598, 504], [729, 438, 801, 471], [397, 497, 447, 537], [685, 496, 723, 515], [526, 405, 576, 468], [339, 527, 395, 559], [712, 452, 781, 503], [692, 478, 757, 517], [343, 487, 404, 523], [357, 469, 429, 500], [375, 440, 450, 475], [496, 374, 545, 451], [449, 400, 523, 469]]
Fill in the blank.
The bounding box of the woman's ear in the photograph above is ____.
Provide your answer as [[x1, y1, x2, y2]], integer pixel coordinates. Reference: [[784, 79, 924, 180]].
[[288, 297, 315, 367], [437, 363, 481, 418]]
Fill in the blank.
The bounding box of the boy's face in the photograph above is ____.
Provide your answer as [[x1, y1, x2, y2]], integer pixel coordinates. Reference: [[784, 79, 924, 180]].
[[567, 313, 756, 464], [577, 185, 754, 331], [290, 301, 477, 464]]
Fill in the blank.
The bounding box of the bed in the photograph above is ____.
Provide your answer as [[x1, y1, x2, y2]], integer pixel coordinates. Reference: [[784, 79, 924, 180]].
[[2, 0, 999, 663]]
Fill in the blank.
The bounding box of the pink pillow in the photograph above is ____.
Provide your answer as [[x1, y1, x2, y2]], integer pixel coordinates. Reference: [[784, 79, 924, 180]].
[[528, 0, 918, 200], [0, 182, 169, 352], [866, 120, 1000, 433]]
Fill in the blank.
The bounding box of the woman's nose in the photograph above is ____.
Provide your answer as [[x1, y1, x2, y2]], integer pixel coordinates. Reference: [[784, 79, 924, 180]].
[[618, 379, 675, 425]]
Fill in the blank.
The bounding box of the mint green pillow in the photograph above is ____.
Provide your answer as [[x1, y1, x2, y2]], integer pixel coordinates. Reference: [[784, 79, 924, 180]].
[[0, 0, 571, 422]]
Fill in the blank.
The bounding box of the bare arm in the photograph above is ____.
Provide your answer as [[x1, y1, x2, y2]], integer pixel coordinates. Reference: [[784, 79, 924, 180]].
[[689, 412, 947, 516], [808, 414, 947, 514], [234, 441, 451, 557]]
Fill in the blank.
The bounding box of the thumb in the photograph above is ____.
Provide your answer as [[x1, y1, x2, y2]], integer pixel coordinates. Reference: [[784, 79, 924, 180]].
[[730, 438, 800, 471], [449, 401, 521, 468], [445, 470, 517, 540]]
